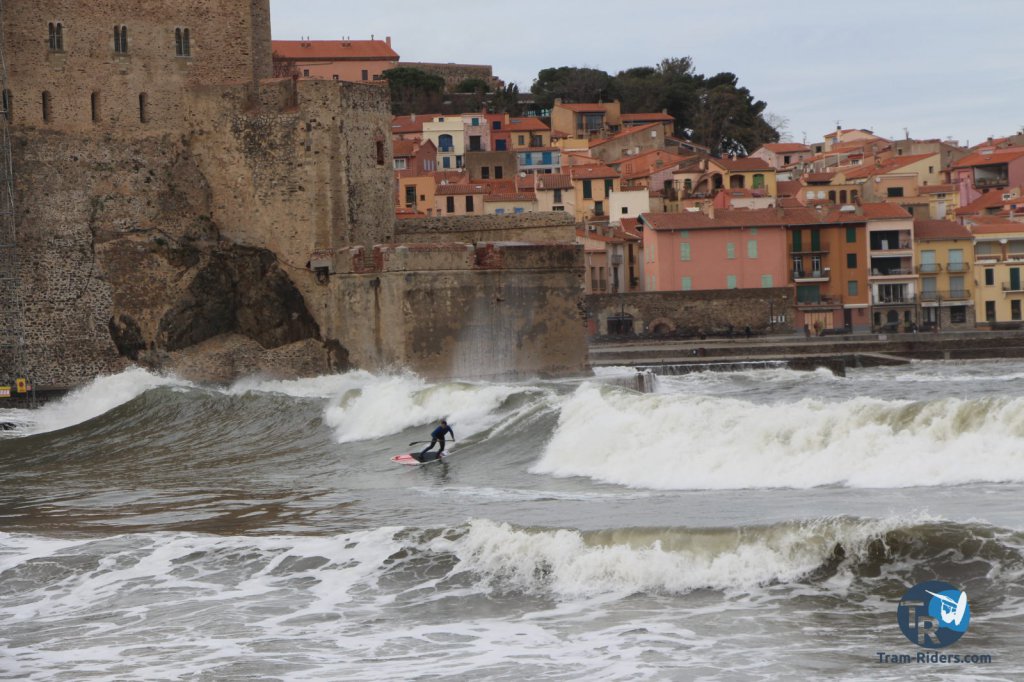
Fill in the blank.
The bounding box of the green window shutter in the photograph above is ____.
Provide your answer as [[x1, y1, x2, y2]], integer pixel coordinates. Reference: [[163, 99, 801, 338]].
[[747, 240, 758, 258], [726, 242, 736, 259], [605, 179, 613, 196], [680, 242, 691, 261], [726, 275, 737, 289], [1012, 267, 1021, 291], [811, 229, 821, 251], [793, 230, 802, 252], [681, 276, 692, 291], [761, 274, 773, 288], [583, 180, 592, 199], [848, 280, 858, 296], [846, 226, 856, 243]]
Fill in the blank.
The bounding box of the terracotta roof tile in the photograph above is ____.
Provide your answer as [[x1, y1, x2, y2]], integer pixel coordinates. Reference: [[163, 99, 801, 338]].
[[484, 192, 536, 203], [952, 147, 1024, 169], [918, 183, 957, 195], [571, 164, 620, 180], [273, 39, 399, 60], [557, 103, 612, 113], [761, 143, 811, 153], [710, 156, 773, 172], [504, 117, 549, 132], [435, 183, 490, 196], [640, 207, 867, 231], [589, 123, 660, 148], [841, 154, 937, 180], [913, 219, 971, 240], [621, 112, 675, 122]]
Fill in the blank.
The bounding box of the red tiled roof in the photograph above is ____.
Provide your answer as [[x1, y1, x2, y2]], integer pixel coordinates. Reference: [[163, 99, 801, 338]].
[[965, 219, 1024, 236], [620, 217, 641, 238], [522, 173, 573, 191], [804, 172, 836, 184], [777, 180, 803, 197], [392, 139, 418, 156], [272, 40, 399, 60], [710, 156, 773, 172], [589, 123, 660, 148], [842, 154, 937, 180], [504, 117, 549, 132], [435, 183, 490, 196], [571, 164, 620, 180], [640, 207, 867, 231], [913, 219, 971, 240], [430, 171, 469, 184], [956, 190, 1015, 215], [952, 147, 1024, 169], [557, 103, 612, 113], [621, 112, 675, 122], [859, 203, 912, 220], [392, 114, 440, 135], [484, 192, 536, 203]]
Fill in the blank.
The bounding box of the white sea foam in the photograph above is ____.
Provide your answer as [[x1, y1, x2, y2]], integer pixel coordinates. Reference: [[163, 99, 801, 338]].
[[323, 372, 542, 443], [435, 516, 924, 597], [532, 383, 1024, 489], [15, 367, 188, 436], [226, 370, 380, 399]]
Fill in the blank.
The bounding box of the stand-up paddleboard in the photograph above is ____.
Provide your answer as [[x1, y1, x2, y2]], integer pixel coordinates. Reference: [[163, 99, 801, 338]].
[[391, 451, 449, 466]]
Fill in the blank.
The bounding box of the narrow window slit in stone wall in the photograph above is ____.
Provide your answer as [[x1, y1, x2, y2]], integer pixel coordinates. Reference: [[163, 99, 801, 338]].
[[42, 91, 51, 123], [91, 92, 100, 123], [138, 93, 148, 123]]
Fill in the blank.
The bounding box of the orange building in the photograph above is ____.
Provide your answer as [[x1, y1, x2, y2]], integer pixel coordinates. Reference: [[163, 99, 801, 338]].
[[272, 38, 398, 82]]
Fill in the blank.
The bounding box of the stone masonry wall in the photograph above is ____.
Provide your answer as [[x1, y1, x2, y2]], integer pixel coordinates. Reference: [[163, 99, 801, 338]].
[[4, 0, 271, 133], [399, 62, 502, 91], [321, 242, 587, 379], [585, 289, 797, 338], [396, 212, 576, 244]]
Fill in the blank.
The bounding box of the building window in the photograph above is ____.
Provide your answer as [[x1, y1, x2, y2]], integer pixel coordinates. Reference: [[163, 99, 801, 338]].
[[41, 91, 51, 123], [114, 25, 128, 53], [481, 166, 491, 179], [761, 274, 773, 288], [302, 69, 309, 77], [681, 276, 692, 291], [848, 280, 858, 296], [495, 208, 505, 215], [582, 180, 592, 199], [361, 69, 368, 81], [726, 275, 737, 289], [680, 242, 691, 261], [553, 189, 562, 203], [455, 155, 463, 168], [887, 186, 904, 198], [847, 253, 857, 268], [442, 156, 451, 169], [494, 166, 503, 179], [747, 240, 758, 258], [514, 207, 524, 214], [375, 140, 385, 165], [175, 28, 191, 57], [622, 207, 629, 215], [518, 135, 525, 145], [594, 201, 604, 216], [726, 242, 736, 259], [950, 306, 967, 324], [446, 196, 455, 213], [985, 301, 996, 321], [752, 174, 765, 189], [466, 196, 475, 212], [985, 268, 994, 286], [605, 179, 613, 196], [48, 22, 64, 52], [91, 92, 100, 122], [138, 92, 148, 123], [393, 158, 407, 170]]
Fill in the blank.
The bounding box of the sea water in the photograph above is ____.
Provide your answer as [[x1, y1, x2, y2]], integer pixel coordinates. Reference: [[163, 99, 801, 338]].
[[1, 361, 1023, 680]]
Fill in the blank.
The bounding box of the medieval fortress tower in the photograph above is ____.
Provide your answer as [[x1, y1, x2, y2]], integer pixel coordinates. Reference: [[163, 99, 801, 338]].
[[0, 0, 586, 390]]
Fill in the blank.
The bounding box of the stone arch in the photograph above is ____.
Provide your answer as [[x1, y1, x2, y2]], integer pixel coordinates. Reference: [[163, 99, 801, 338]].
[[648, 317, 675, 335]]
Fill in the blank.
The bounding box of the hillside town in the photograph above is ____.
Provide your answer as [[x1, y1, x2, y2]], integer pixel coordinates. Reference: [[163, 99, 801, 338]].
[[273, 36, 1024, 338]]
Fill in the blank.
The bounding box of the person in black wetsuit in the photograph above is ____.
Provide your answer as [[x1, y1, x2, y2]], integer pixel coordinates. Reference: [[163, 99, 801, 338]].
[[416, 419, 454, 462]]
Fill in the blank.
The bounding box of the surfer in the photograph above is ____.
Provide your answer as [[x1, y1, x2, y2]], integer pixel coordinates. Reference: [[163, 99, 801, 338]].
[[415, 419, 454, 462]]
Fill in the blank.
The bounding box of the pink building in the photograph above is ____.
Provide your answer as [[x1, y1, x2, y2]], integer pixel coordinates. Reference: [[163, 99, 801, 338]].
[[751, 142, 812, 169], [638, 209, 791, 292], [950, 147, 1024, 208], [272, 38, 399, 82]]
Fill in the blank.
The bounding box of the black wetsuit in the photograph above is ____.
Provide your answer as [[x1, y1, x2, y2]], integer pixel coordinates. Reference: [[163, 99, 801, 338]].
[[417, 423, 454, 462]]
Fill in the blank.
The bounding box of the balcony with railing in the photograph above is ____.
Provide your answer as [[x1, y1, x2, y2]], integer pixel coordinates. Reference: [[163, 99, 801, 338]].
[[920, 289, 971, 303], [1002, 282, 1024, 294], [791, 267, 831, 283], [870, 266, 915, 278], [917, 263, 942, 274], [872, 291, 916, 305], [946, 262, 970, 273]]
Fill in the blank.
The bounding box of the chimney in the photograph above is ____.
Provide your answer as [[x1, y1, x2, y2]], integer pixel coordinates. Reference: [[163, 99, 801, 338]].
[[386, 36, 391, 46], [554, 98, 562, 106], [708, 204, 715, 219], [410, 113, 416, 122]]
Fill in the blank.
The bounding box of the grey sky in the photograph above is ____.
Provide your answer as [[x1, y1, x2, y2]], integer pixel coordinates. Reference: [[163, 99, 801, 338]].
[[270, 0, 1023, 148]]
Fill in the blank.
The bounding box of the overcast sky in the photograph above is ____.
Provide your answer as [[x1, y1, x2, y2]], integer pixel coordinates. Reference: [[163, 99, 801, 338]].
[[270, 0, 1023, 148]]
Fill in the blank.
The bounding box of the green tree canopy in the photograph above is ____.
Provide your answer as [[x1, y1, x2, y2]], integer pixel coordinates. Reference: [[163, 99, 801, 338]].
[[455, 78, 490, 94], [530, 57, 779, 155], [381, 67, 446, 115]]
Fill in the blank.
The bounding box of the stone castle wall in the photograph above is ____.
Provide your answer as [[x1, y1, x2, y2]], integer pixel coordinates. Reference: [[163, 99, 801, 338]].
[[396, 212, 576, 243], [4, 0, 271, 133], [321, 242, 587, 379], [399, 62, 502, 91], [586, 289, 797, 338], [2, 1, 589, 387]]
